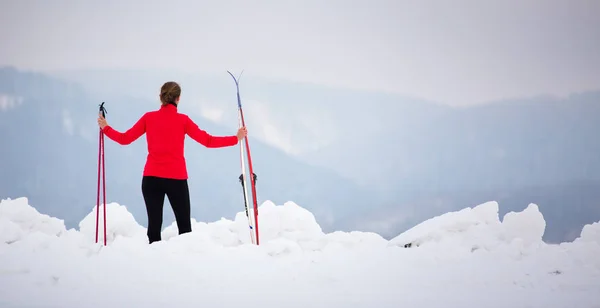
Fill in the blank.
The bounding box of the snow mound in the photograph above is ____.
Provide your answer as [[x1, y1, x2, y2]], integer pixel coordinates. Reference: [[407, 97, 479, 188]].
[[0, 197, 67, 244], [152, 200, 327, 250], [0, 196, 597, 259], [575, 221, 600, 245], [388, 201, 547, 254], [236, 201, 325, 243], [1, 196, 600, 307], [78, 202, 146, 244], [502, 203, 546, 245], [155, 200, 385, 253]]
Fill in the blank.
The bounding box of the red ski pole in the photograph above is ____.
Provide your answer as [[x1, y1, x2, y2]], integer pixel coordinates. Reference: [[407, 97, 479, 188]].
[[96, 102, 108, 245]]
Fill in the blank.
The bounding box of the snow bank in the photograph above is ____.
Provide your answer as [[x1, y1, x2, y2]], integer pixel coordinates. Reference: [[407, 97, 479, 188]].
[[0, 94, 24, 111], [1, 196, 599, 307], [387, 202, 553, 258], [1, 196, 597, 255], [78, 202, 146, 244], [574, 221, 600, 245], [0, 197, 67, 244]]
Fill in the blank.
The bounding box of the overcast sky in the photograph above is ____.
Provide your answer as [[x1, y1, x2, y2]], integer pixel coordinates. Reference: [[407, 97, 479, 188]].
[[1, 0, 599, 106]]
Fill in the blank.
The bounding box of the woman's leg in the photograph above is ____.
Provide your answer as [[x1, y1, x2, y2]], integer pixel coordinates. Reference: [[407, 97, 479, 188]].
[[141, 176, 166, 244], [165, 179, 192, 235]]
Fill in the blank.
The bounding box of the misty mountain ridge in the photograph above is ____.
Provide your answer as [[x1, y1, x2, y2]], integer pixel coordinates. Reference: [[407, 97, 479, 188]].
[[0, 66, 376, 233], [2, 66, 600, 243], [52, 68, 600, 243], [51, 69, 600, 190]]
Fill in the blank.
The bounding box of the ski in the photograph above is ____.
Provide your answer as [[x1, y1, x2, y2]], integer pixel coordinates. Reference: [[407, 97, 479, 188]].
[[228, 70, 260, 245], [237, 114, 256, 245]]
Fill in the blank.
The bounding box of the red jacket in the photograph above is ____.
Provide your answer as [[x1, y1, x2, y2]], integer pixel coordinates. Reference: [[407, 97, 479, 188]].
[[102, 104, 238, 180]]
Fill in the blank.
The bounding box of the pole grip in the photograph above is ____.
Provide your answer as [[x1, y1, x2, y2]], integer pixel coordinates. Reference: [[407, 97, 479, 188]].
[[99, 102, 107, 118]]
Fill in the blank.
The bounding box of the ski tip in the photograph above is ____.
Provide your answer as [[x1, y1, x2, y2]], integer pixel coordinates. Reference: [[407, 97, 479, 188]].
[[226, 70, 244, 84], [226, 70, 237, 82]]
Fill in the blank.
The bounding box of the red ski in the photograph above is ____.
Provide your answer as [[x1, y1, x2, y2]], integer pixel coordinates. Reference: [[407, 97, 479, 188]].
[[227, 71, 260, 245]]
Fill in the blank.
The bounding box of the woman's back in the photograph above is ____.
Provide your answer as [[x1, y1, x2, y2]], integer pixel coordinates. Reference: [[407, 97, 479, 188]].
[[144, 104, 189, 179], [101, 103, 238, 180]]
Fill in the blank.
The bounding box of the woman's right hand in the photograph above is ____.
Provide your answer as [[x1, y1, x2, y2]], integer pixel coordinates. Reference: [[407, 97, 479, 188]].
[[237, 126, 247, 141], [98, 112, 108, 129]]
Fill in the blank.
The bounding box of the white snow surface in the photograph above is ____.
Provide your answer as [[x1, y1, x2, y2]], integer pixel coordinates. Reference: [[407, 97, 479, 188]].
[[0, 197, 599, 308]]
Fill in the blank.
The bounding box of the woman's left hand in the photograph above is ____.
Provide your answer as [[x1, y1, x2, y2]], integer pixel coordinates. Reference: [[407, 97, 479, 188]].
[[98, 113, 108, 129], [237, 126, 247, 141]]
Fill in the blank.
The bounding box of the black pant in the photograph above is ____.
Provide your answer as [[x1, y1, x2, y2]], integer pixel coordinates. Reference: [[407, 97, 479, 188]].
[[141, 176, 192, 244]]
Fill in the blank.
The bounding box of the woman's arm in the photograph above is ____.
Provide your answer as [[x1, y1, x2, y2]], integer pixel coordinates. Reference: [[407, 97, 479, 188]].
[[184, 115, 239, 148], [100, 113, 147, 145]]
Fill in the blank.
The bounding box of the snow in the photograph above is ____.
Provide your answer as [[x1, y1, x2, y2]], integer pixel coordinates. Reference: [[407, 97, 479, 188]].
[[0, 197, 599, 307], [575, 221, 600, 245], [0, 94, 23, 111], [387, 201, 548, 253]]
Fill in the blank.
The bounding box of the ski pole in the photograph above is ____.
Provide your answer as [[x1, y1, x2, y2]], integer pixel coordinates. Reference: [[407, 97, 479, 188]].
[[96, 102, 108, 245]]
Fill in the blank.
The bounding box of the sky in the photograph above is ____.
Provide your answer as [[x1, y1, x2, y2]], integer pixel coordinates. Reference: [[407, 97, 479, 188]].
[[1, 0, 599, 106]]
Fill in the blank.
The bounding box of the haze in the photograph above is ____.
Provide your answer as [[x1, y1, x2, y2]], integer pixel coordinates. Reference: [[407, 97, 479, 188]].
[[1, 0, 599, 106], [1, 0, 600, 244]]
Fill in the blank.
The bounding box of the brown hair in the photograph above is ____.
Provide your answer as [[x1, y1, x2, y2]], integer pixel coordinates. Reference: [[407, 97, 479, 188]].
[[160, 81, 181, 106]]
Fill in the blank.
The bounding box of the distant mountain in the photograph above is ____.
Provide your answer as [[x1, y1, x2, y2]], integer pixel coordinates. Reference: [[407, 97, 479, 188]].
[[324, 93, 600, 243], [36, 67, 600, 243], [340, 179, 600, 243], [302, 92, 600, 191], [47, 68, 600, 193], [0, 66, 377, 232], [47, 68, 452, 186], [226, 80, 600, 243]]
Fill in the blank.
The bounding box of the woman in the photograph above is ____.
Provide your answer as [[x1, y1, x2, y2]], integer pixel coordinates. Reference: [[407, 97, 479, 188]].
[[97, 81, 247, 244]]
